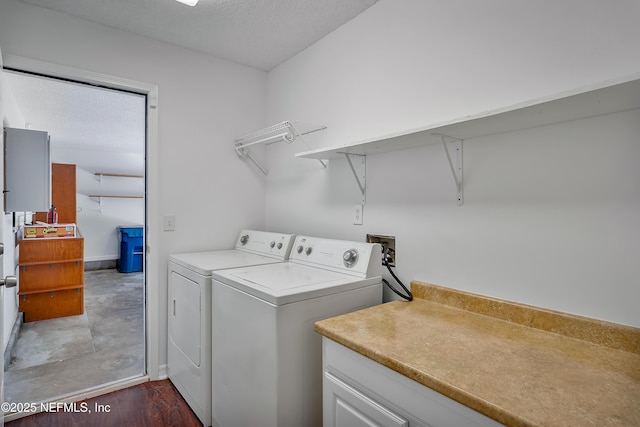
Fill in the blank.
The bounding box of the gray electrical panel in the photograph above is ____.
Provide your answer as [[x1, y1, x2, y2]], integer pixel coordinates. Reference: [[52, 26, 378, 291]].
[[4, 127, 51, 213]]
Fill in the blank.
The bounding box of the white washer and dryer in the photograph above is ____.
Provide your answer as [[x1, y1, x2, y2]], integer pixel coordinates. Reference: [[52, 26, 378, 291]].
[[211, 235, 383, 427], [167, 230, 295, 427]]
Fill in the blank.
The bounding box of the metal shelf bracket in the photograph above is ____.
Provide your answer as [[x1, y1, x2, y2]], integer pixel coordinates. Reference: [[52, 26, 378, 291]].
[[435, 133, 464, 206], [343, 153, 366, 205], [89, 195, 104, 206]]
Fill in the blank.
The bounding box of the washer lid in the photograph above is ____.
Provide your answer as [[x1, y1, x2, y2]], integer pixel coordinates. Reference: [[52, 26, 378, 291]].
[[168, 250, 283, 276], [212, 262, 380, 305]]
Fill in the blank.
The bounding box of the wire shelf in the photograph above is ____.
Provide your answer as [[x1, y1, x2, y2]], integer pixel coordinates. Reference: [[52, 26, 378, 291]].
[[234, 121, 327, 175]]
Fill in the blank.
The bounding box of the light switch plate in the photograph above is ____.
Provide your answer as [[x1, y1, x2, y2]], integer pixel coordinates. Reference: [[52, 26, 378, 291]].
[[163, 214, 176, 231]]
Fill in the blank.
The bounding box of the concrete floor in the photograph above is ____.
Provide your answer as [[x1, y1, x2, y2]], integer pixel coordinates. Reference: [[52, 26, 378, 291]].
[[4, 269, 145, 403]]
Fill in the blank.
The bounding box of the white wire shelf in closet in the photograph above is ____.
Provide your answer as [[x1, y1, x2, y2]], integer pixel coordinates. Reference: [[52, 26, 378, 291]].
[[234, 120, 327, 175], [88, 172, 144, 204]]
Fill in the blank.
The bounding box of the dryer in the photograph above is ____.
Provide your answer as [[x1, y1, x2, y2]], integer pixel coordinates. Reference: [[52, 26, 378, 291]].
[[167, 230, 295, 427], [211, 235, 383, 427]]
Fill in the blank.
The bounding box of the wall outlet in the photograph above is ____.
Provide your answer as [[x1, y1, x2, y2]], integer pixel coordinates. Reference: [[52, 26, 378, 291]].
[[366, 234, 396, 267], [163, 214, 176, 231], [353, 204, 364, 225]]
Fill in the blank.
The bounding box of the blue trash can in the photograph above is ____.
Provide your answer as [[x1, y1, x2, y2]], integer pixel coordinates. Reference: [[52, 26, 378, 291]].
[[117, 226, 144, 273]]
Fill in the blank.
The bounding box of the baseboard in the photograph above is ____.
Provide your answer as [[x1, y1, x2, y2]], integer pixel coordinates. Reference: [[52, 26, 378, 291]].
[[84, 259, 118, 271], [4, 312, 23, 371], [83, 255, 119, 262], [157, 363, 168, 380]]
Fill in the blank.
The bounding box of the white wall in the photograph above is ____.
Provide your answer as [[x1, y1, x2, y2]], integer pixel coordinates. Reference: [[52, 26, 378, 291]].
[[75, 172, 145, 263], [1, 63, 25, 351], [0, 0, 268, 368], [1, 0, 638, 372], [266, 0, 640, 327], [53, 147, 145, 263]]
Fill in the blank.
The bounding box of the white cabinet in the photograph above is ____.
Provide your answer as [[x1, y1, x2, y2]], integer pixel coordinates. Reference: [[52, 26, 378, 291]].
[[322, 338, 503, 427], [325, 372, 409, 427], [4, 127, 51, 212]]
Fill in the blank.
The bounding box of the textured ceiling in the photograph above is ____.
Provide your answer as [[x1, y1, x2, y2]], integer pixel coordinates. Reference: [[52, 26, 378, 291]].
[[18, 0, 379, 71], [5, 70, 146, 154], [4, 0, 378, 162]]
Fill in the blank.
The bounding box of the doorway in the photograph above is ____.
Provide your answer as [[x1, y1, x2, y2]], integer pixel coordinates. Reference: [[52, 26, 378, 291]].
[[2, 69, 147, 409]]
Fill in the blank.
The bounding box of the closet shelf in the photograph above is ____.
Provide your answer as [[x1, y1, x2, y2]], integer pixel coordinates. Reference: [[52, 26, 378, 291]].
[[235, 120, 327, 175], [295, 73, 640, 206], [95, 173, 143, 178], [89, 195, 144, 207], [95, 172, 143, 183], [296, 74, 640, 160], [89, 195, 143, 199]]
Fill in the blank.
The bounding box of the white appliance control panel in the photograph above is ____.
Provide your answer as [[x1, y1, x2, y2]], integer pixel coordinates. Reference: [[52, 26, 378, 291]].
[[235, 230, 296, 259], [290, 236, 382, 278]]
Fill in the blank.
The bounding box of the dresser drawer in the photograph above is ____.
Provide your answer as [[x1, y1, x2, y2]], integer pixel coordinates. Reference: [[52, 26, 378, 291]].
[[19, 237, 84, 264], [19, 261, 84, 293], [19, 288, 84, 322]]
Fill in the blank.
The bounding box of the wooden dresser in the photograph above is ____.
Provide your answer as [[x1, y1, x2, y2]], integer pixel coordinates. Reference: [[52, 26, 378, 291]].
[[19, 163, 84, 322], [18, 237, 84, 322]]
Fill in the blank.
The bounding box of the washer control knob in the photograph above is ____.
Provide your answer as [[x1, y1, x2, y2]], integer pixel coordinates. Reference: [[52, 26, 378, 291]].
[[240, 235, 249, 245], [305, 247, 313, 256], [343, 249, 359, 268], [297, 245, 304, 254], [277, 242, 283, 249], [270, 241, 276, 248]]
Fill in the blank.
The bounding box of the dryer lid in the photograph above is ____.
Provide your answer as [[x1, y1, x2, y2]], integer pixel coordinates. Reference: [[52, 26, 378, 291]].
[[213, 263, 380, 305], [169, 250, 282, 276]]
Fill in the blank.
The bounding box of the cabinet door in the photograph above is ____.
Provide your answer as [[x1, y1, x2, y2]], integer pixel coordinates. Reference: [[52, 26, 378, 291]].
[[34, 163, 76, 224], [325, 372, 408, 427], [4, 127, 51, 212]]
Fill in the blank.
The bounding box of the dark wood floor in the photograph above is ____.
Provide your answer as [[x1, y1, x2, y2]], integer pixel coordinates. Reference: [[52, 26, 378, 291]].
[[6, 380, 202, 427]]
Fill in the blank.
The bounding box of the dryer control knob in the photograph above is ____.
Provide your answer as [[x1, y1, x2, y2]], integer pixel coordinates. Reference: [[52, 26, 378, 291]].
[[240, 235, 249, 245], [305, 247, 313, 256], [270, 241, 276, 248], [277, 242, 283, 249], [297, 245, 304, 254], [343, 249, 359, 268]]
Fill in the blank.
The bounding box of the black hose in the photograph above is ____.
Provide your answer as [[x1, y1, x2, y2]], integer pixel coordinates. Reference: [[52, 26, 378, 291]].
[[382, 248, 413, 301]]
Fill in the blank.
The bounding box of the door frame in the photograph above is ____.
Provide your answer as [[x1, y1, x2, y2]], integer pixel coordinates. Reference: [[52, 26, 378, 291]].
[[2, 54, 160, 381]]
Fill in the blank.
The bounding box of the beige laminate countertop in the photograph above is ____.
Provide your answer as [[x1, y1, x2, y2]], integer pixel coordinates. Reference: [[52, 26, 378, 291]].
[[315, 281, 640, 427]]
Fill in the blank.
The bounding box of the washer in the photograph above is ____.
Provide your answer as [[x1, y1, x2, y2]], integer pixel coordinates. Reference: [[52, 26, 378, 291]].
[[167, 230, 295, 427], [211, 235, 383, 427]]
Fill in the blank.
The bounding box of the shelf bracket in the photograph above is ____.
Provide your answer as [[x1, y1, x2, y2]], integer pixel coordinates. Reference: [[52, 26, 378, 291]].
[[235, 146, 269, 175], [343, 153, 366, 205], [88, 195, 104, 207], [435, 133, 464, 206]]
